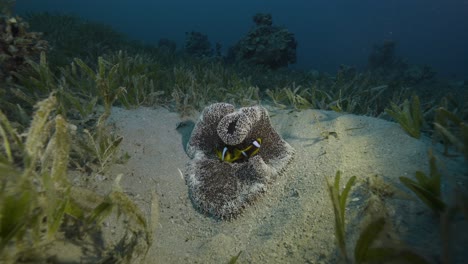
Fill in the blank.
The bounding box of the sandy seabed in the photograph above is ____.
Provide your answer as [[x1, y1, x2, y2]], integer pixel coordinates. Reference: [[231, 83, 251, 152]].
[[98, 105, 467, 264]]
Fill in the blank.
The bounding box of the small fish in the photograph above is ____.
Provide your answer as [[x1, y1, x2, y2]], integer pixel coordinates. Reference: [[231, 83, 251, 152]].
[[215, 138, 262, 163], [215, 145, 241, 162], [237, 138, 262, 159]]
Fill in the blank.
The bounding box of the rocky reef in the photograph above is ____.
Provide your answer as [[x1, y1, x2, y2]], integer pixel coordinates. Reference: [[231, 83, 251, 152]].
[[184, 31, 212, 57], [227, 13, 297, 69], [368, 40, 436, 85]]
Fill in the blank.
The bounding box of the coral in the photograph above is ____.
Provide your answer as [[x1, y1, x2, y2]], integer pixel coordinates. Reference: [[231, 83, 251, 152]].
[[253, 13, 272, 26], [228, 13, 297, 69], [184, 31, 212, 57], [368, 40, 436, 85], [185, 103, 294, 219], [0, 15, 47, 80]]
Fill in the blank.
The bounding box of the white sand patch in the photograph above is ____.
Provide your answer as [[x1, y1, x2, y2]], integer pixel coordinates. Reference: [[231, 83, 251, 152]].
[[102, 105, 467, 263]]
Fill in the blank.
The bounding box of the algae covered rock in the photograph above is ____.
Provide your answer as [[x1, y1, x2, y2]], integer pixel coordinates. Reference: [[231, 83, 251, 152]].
[[185, 103, 294, 219]]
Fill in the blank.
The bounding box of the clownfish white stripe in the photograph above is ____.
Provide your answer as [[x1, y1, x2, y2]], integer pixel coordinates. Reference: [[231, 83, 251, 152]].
[[222, 147, 228, 161], [253, 140, 261, 148]]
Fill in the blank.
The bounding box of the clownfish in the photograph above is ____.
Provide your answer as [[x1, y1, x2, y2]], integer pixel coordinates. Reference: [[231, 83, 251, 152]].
[[215, 145, 239, 163], [215, 138, 262, 163], [238, 138, 262, 159]]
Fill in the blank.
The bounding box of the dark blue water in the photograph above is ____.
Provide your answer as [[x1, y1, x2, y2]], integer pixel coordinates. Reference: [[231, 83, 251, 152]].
[[16, 0, 468, 78]]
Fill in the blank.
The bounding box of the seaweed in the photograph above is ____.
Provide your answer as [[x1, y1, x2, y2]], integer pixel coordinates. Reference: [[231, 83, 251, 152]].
[[11, 52, 97, 124], [264, 76, 391, 116], [0, 94, 155, 263], [385, 95, 423, 138], [105, 51, 166, 107], [327, 171, 430, 263], [266, 85, 328, 111], [228, 251, 242, 264], [11, 52, 56, 99], [434, 107, 467, 160], [74, 57, 126, 127], [0, 94, 72, 261], [25, 12, 128, 68], [83, 127, 123, 174], [353, 217, 429, 263], [93, 174, 156, 263], [170, 62, 258, 115], [399, 150, 446, 214], [10, 53, 127, 175], [281, 84, 313, 110], [325, 171, 356, 261], [354, 217, 387, 263]]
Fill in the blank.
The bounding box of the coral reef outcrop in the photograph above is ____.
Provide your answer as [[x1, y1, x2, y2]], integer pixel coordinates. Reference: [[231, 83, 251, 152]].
[[227, 13, 297, 69], [184, 31, 212, 57], [367, 40, 436, 85], [185, 103, 294, 219]]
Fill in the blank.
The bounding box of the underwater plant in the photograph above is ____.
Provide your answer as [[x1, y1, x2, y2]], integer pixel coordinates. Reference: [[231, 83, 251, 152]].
[[25, 12, 128, 68], [398, 150, 468, 262], [434, 107, 467, 160], [385, 95, 424, 139], [74, 56, 126, 127], [327, 171, 431, 263], [0, 94, 156, 263], [9, 52, 97, 129], [264, 72, 393, 116], [325, 171, 356, 261], [83, 127, 123, 174], [12, 52, 57, 101], [10, 53, 127, 175], [105, 51, 166, 107], [266, 85, 312, 110], [353, 217, 387, 263], [170, 61, 258, 116], [353, 217, 430, 264], [228, 251, 242, 264], [399, 151, 446, 214]]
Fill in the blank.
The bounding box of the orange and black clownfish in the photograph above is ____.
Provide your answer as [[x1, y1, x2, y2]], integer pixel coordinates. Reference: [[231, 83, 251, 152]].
[[215, 145, 238, 163], [215, 138, 262, 163], [237, 138, 262, 161]]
